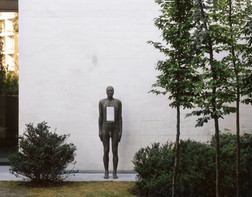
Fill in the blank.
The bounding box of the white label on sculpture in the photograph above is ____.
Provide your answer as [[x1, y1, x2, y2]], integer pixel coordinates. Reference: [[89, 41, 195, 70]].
[[106, 107, 114, 121]]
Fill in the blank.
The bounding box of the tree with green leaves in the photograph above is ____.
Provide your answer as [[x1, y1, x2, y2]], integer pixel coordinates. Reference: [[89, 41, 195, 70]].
[[149, 0, 199, 196], [217, 1, 252, 196], [187, 0, 240, 196], [241, 3, 252, 106]]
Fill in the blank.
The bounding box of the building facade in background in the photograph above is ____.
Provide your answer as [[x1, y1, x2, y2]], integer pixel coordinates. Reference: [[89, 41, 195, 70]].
[[0, 1, 19, 164], [0, 12, 19, 74]]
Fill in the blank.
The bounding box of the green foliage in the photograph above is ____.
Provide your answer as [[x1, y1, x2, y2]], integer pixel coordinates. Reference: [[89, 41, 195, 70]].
[[0, 40, 5, 95], [133, 142, 174, 197], [149, 0, 199, 109], [149, 2, 202, 195], [4, 71, 18, 95], [218, 0, 252, 108], [242, 72, 252, 105], [190, 1, 251, 195], [211, 133, 252, 197], [9, 122, 77, 184], [132, 133, 252, 197], [176, 140, 215, 197], [0, 40, 18, 95], [188, 0, 252, 124], [189, 0, 237, 124]]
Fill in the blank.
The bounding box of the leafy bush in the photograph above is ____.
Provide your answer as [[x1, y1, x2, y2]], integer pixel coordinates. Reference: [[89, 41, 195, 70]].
[[211, 133, 252, 197], [132, 133, 252, 197], [5, 71, 18, 95], [133, 143, 173, 197], [240, 134, 252, 197], [176, 140, 215, 197], [9, 121, 76, 184]]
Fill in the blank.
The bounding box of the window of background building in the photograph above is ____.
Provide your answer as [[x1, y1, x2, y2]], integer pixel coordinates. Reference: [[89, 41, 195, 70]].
[[0, 12, 18, 165]]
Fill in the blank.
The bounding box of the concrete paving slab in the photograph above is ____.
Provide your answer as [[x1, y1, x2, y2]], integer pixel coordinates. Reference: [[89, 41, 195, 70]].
[[0, 166, 137, 182], [66, 172, 137, 182], [0, 166, 27, 181]]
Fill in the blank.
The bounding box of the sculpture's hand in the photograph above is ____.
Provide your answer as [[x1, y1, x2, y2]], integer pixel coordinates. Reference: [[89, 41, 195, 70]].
[[99, 131, 103, 142]]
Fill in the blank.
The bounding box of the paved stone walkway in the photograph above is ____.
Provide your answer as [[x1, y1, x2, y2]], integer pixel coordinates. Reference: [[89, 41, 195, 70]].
[[0, 166, 137, 182]]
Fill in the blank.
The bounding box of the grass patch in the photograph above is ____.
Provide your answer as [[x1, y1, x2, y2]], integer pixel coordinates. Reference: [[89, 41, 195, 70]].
[[0, 181, 137, 197]]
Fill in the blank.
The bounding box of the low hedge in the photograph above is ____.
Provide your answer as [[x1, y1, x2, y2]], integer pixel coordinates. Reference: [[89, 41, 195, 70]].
[[132, 133, 252, 197]]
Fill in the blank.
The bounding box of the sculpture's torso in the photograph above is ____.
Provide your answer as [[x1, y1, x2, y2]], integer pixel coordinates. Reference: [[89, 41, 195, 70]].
[[99, 98, 121, 127]]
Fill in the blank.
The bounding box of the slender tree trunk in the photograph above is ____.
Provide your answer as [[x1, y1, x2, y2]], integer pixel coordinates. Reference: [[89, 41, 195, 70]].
[[209, 24, 220, 197], [208, 28, 220, 197], [211, 59, 220, 197], [172, 105, 180, 197], [227, 1, 240, 196], [236, 87, 240, 197], [211, 57, 220, 197], [214, 116, 220, 197], [198, 0, 222, 195]]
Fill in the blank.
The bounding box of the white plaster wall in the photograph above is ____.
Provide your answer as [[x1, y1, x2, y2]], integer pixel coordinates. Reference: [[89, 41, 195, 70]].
[[19, 0, 252, 171]]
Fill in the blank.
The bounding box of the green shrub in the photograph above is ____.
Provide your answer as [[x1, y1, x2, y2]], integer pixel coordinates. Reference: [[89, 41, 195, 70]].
[[132, 133, 252, 197], [240, 134, 252, 197], [211, 133, 252, 197], [9, 121, 77, 184], [5, 71, 18, 95], [176, 140, 215, 197], [133, 143, 174, 197]]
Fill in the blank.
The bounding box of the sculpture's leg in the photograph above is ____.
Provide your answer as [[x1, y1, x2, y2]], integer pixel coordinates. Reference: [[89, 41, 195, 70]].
[[103, 133, 109, 179], [112, 136, 119, 179]]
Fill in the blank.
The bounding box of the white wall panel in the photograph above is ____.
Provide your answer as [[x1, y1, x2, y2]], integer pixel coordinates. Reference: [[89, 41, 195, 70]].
[[19, 0, 252, 171]]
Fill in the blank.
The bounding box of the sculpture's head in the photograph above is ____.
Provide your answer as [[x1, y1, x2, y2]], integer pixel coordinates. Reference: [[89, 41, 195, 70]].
[[106, 86, 114, 99]]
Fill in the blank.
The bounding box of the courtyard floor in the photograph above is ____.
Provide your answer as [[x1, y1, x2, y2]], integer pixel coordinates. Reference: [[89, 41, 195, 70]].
[[0, 166, 137, 182], [0, 166, 137, 196]]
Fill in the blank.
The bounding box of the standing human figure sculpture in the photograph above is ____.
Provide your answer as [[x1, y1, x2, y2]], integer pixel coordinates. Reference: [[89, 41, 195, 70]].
[[99, 86, 122, 179]]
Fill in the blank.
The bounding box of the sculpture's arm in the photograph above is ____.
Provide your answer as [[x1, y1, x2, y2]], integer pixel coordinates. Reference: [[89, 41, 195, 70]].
[[118, 101, 122, 142], [98, 101, 103, 141]]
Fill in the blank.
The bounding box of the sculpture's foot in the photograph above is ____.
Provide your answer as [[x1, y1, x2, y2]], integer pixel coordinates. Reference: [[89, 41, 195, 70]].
[[113, 173, 118, 179], [104, 171, 109, 179]]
